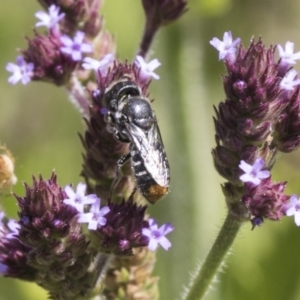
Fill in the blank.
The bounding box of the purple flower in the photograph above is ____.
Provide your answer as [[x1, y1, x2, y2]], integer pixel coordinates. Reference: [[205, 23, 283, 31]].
[[142, 218, 174, 251], [250, 216, 264, 230], [77, 198, 110, 230], [35, 4, 65, 29], [284, 194, 300, 226], [134, 55, 161, 81], [82, 53, 114, 73], [280, 69, 300, 90], [210, 31, 241, 61], [63, 182, 98, 213], [60, 31, 92, 61], [6, 56, 34, 85], [239, 158, 270, 185], [5, 219, 20, 239], [277, 41, 300, 65]]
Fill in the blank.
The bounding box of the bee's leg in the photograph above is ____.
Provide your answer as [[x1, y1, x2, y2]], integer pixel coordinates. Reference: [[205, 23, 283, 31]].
[[109, 152, 131, 202]]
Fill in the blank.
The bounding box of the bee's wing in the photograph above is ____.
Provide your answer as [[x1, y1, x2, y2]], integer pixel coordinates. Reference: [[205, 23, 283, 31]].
[[125, 120, 170, 187]]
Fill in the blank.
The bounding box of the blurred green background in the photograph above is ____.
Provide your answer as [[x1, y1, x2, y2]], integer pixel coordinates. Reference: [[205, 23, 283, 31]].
[[1, 0, 300, 299]]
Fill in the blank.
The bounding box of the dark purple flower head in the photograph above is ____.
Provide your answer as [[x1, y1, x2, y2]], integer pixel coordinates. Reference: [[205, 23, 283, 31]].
[[142, 218, 174, 251], [242, 178, 290, 221], [212, 36, 300, 188], [0, 213, 36, 280], [93, 198, 149, 255], [0, 235, 37, 280], [210, 35, 300, 227], [22, 30, 77, 85], [138, 0, 187, 57], [142, 0, 187, 26], [6, 173, 102, 298], [15, 173, 79, 246]]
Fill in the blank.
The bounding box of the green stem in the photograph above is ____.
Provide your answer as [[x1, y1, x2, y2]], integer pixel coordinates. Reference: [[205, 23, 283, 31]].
[[184, 214, 242, 300]]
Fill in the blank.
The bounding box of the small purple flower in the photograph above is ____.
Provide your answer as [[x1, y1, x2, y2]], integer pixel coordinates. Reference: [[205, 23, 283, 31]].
[[6, 56, 34, 85], [239, 158, 270, 185], [134, 55, 161, 81], [251, 216, 263, 230], [63, 182, 97, 213], [277, 41, 300, 65], [142, 218, 174, 251], [210, 31, 241, 61], [35, 4, 65, 29], [284, 194, 300, 226], [5, 219, 20, 239], [77, 198, 110, 230], [82, 53, 114, 73], [280, 69, 300, 91], [60, 31, 92, 61]]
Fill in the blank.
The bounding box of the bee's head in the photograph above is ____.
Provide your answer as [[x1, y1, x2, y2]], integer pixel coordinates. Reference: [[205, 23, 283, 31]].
[[103, 79, 141, 111]]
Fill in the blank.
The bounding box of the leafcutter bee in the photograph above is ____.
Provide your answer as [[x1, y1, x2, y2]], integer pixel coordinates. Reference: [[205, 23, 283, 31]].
[[102, 79, 170, 204]]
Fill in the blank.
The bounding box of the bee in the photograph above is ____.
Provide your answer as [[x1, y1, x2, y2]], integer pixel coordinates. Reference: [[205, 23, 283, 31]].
[[102, 78, 170, 204]]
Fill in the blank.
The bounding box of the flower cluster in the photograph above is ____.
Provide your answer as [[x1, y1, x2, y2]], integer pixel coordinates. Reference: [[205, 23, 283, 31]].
[[0, 175, 173, 297], [1, 1, 185, 298], [211, 31, 300, 227]]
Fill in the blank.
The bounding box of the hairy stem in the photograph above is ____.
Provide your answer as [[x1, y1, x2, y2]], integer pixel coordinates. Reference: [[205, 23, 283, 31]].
[[184, 214, 242, 300]]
